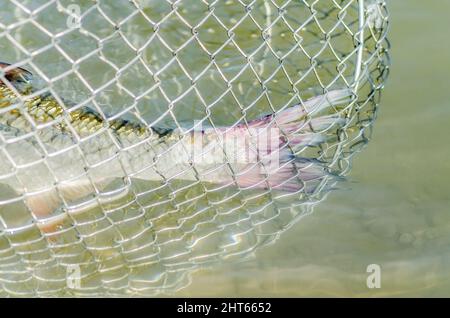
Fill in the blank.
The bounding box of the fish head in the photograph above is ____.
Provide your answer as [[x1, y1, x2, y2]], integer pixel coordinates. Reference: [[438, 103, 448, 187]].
[[0, 62, 32, 88]]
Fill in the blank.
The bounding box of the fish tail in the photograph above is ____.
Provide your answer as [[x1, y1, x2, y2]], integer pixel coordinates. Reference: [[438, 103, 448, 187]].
[[233, 89, 352, 192], [272, 89, 352, 126], [235, 157, 341, 193]]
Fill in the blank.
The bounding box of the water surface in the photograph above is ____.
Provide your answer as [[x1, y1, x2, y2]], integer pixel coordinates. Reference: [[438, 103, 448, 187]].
[[178, 0, 450, 297], [1, 0, 447, 297]]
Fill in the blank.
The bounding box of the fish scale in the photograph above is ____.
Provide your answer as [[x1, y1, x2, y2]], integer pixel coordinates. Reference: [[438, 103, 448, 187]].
[[0, 72, 189, 185], [0, 81, 172, 149]]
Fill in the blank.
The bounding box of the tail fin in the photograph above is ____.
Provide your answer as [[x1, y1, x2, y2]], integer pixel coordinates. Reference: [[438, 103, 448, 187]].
[[234, 89, 352, 192], [246, 89, 351, 126], [235, 157, 337, 193]]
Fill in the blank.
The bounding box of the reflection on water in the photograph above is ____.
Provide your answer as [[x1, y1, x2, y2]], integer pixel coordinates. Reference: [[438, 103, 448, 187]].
[[0, 0, 392, 296]]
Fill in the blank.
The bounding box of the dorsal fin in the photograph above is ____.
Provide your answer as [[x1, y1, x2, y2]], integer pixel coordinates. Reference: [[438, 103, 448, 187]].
[[0, 62, 33, 84]]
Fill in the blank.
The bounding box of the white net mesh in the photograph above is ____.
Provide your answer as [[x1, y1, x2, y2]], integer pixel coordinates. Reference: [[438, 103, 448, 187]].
[[0, 0, 389, 296]]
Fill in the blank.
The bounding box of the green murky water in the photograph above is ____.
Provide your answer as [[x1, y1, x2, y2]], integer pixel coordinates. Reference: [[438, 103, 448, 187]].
[[179, 0, 450, 297], [0, 0, 447, 297]]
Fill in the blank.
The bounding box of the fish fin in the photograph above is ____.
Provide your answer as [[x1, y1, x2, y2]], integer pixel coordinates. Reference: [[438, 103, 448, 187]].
[[272, 89, 353, 126], [25, 178, 120, 234], [235, 158, 336, 193], [0, 62, 33, 84], [59, 178, 130, 215], [301, 89, 353, 114], [25, 190, 62, 220], [24, 190, 65, 237], [226, 90, 351, 193], [244, 89, 352, 129]]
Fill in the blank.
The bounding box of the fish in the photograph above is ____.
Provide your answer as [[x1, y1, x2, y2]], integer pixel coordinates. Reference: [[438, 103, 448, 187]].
[[0, 62, 352, 234]]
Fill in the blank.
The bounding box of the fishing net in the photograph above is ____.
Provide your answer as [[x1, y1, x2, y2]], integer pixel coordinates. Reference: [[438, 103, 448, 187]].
[[0, 0, 389, 297]]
